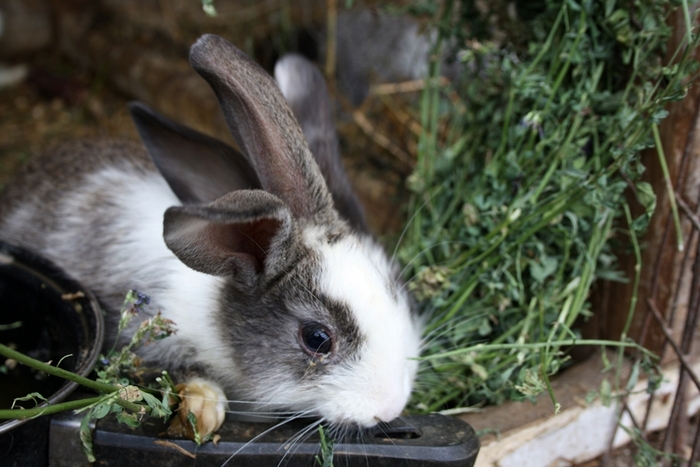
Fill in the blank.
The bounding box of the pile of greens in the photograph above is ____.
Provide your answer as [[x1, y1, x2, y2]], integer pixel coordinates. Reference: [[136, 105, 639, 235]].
[[400, 0, 698, 410]]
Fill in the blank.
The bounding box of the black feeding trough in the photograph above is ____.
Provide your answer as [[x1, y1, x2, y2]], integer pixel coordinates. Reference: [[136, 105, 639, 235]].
[[50, 410, 479, 467], [0, 241, 104, 467]]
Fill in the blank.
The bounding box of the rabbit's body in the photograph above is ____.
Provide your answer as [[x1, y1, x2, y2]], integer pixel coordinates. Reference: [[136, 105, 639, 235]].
[[0, 139, 227, 374], [0, 35, 422, 431]]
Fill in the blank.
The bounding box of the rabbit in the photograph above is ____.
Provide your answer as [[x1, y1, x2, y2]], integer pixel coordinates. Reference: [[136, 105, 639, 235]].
[[322, 9, 462, 106], [0, 34, 423, 435]]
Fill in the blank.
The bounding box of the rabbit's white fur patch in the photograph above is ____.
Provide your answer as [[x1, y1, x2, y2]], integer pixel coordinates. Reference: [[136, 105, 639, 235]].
[[305, 227, 421, 426], [93, 169, 234, 371]]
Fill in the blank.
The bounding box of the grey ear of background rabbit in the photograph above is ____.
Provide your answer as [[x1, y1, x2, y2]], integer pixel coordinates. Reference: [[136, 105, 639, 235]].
[[275, 54, 369, 234], [128, 102, 260, 204]]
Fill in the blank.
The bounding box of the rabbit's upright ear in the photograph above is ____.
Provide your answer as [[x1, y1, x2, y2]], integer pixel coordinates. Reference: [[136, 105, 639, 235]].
[[189, 35, 335, 224], [275, 54, 369, 233], [164, 190, 295, 285], [129, 102, 260, 204]]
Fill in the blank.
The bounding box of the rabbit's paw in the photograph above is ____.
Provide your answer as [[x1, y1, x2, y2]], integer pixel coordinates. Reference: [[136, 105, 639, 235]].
[[167, 378, 227, 443]]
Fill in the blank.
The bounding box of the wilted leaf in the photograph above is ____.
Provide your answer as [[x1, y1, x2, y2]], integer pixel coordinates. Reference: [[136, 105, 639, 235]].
[[80, 413, 96, 463]]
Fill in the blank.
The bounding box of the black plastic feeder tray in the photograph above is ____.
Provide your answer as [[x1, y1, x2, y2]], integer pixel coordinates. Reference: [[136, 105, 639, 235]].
[[49, 411, 479, 467], [0, 242, 103, 467]]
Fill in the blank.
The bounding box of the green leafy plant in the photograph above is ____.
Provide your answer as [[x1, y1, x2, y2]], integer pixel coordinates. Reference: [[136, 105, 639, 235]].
[[398, 0, 698, 412], [315, 425, 335, 467]]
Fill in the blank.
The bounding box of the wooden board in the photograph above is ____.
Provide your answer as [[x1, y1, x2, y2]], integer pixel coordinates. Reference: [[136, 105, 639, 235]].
[[459, 353, 700, 466]]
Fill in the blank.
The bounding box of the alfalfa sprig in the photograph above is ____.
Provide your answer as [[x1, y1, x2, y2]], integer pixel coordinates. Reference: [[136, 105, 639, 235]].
[[400, 0, 698, 410], [99, 289, 177, 387]]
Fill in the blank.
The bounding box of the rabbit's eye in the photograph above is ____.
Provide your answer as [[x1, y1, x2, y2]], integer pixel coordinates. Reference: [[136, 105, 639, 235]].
[[300, 322, 333, 356]]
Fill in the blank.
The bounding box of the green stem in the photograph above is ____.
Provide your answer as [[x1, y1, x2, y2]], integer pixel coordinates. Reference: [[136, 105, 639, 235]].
[[542, 7, 587, 114], [0, 397, 105, 420], [113, 396, 152, 414], [652, 123, 684, 251], [681, 0, 694, 45], [0, 343, 154, 419], [421, 339, 655, 360], [0, 394, 150, 421], [425, 388, 464, 413], [523, 6, 565, 77], [541, 365, 559, 414], [531, 110, 585, 204], [559, 210, 613, 340], [620, 204, 642, 340], [426, 277, 480, 333], [451, 208, 522, 268], [0, 344, 117, 394], [495, 87, 516, 161], [616, 203, 643, 390]]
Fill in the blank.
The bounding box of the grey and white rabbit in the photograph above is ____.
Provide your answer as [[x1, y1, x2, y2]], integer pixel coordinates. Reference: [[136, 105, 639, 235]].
[[0, 35, 422, 432]]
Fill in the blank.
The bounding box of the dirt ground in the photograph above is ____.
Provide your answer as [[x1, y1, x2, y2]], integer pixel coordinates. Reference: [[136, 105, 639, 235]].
[[0, 51, 137, 184]]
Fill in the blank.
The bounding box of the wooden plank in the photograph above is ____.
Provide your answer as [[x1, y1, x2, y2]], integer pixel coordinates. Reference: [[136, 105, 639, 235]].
[[459, 353, 700, 466]]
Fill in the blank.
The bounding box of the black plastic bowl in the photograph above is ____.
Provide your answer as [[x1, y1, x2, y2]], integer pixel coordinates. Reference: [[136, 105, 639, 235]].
[[0, 241, 104, 465]]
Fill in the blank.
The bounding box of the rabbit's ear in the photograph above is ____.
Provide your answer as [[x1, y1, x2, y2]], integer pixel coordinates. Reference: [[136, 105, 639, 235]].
[[274, 54, 369, 233], [164, 190, 295, 285], [189, 35, 335, 224], [129, 102, 260, 204]]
